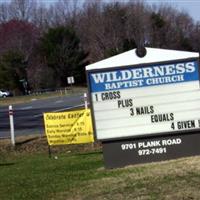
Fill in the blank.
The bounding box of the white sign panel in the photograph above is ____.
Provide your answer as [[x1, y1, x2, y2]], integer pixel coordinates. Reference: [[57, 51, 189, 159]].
[[86, 48, 200, 140], [67, 76, 75, 84], [87, 49, 200, 140]]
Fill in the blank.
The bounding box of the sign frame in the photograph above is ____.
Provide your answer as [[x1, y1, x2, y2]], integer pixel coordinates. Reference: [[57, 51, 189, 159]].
[[87, 57, 200, 142], [86, 48, 200, 168]]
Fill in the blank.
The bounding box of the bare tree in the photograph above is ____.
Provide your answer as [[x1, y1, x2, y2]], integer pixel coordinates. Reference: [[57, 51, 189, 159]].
[[0, 3, 10, 22], [187, 22, 200, 52], [77, 0, 105, 61], [45, 0, 81, 27], [77, 0, 149, 62], [9, 0, 36, 21], [149, 4, 194, 50], [31, 3, 50, 30], [125, 1, 151, 49]]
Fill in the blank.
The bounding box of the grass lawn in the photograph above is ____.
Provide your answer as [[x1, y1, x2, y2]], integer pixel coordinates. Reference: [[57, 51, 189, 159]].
[[0, 86, 87, 106], [1, 136, 200, 200]]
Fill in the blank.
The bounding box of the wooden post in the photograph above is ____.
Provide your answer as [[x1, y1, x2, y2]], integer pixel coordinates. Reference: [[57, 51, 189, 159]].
[[48, 145, 52, 158]]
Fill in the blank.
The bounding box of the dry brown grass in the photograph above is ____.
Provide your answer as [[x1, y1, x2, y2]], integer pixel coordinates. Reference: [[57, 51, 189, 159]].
[[54, 155, 200, 200], [0, 134, 101, 154], [1, 135, 200, 200]]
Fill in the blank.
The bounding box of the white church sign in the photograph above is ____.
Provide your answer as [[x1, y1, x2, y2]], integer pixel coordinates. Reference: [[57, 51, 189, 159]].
[[86, 48, 200, 168]]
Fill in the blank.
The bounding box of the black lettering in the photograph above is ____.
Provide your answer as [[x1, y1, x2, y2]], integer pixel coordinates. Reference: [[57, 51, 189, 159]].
[[46, 114, 66, 120], [118, 100, 122, 108], [170, 113, 174, 120], [151, 113, 174, 123], [101, 91, 121, 101], [118, 99, 133, 108], [171, 122, 175, 130], [177, 120, 196, 130], [116, 91, 121, 98], [68, 113, 84, 119], [135, 106, 154, 115], [130, 108, 134, 116]]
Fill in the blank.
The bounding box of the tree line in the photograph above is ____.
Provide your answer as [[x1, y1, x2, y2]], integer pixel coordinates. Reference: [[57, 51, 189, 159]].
[[0, 0, 200, 94]]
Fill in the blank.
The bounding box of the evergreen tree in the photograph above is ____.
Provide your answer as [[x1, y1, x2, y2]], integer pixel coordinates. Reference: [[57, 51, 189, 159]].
[[39, 26, 88, 87], [0, 51, 27, 93]]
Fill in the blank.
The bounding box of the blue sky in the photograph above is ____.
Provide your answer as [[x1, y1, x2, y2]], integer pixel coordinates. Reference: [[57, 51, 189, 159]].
[[146, 0, 200, 22], [42, 0, 200, 22], [1, 0, 200, 22]]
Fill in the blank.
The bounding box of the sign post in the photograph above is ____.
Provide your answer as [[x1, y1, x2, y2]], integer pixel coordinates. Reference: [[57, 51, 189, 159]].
[[84, 93, 88, 109], [86, 47, 200, 168], [67, 76, 75, 86], [9, 105, 15, 146]]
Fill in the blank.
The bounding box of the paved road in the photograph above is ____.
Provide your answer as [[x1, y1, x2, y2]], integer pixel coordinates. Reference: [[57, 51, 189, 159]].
[[0, 94, 85, 138]]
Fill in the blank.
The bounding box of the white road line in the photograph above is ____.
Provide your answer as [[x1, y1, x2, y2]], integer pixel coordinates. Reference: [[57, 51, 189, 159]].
[[55, 100, 64, 104], [20, 106, 33, 110], [33, 103, 85, 118]]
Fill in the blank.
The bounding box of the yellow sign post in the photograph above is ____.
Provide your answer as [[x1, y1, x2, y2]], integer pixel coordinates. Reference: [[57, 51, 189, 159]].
[[43, 109, 94, 145]]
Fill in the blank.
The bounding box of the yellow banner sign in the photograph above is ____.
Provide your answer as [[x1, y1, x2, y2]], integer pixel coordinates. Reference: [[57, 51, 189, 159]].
[[43, 109, 94, 145]]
